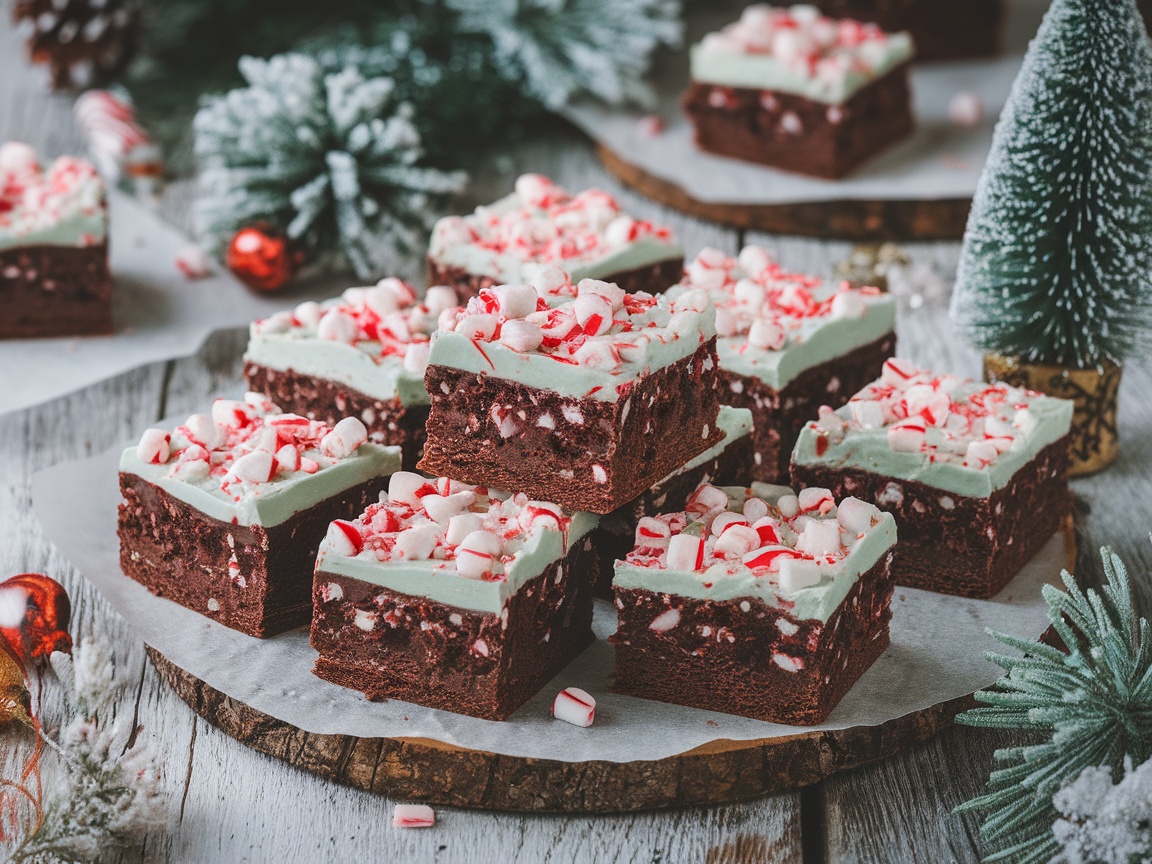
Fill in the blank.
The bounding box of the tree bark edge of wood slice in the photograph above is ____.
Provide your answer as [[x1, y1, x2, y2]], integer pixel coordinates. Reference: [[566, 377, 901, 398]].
[[146, 647, 972, 813], [596, 145, 972, 241]]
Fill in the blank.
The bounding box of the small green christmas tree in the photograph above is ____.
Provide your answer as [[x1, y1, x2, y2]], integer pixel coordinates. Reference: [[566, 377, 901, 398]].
[[950, 0, 1152, 369]]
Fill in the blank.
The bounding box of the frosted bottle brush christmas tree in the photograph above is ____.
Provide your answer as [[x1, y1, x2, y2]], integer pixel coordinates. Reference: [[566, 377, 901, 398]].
[[950, 0, 1152, 474]]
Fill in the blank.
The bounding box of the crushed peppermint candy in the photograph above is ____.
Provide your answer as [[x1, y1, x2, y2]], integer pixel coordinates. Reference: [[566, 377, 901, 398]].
[[552, 687, 596, 727], [323, 471, 573, 581], [392, 804, 435, 828], [695, 5, 910, 91], [132, 393, 370, 499], [429, 173, 677, 271], [808, 359, 1053, 469], [252, 278, 457, 373], [0, 142, 105, 245], [625, 482, 885, 596], [438, 278, 715, 376], [679, 245, 881, 350]]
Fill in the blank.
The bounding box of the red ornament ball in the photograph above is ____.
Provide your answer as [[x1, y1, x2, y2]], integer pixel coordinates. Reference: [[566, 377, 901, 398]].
[[0, 573, 72, 667], [226, 226, 297, 292]]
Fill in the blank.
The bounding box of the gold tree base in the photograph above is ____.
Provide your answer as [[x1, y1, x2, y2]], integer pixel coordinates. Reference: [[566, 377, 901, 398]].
[[983, 353, 1121, 477]]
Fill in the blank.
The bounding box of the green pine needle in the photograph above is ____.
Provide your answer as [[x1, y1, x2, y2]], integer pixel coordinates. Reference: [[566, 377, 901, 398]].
[[956, 547, 1152, 863]]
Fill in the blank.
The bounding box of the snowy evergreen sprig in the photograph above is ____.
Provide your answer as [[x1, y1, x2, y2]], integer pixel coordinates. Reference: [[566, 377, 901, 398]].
[[447, 0, 682, 109], [956, 548, 1152, 864], [1052, 758, 1152, 864], [194, 53, 466, 279], [6, 640, 164, 864], [950, 0, 1152, 369]]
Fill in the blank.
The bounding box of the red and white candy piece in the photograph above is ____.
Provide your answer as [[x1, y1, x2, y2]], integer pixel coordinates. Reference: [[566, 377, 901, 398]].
[[226, 450, 275, 484], [392, 804, 435, 829], [748, 318, 786, 351], [635, 516, 671, 549], [500, 319, 544, 352], [666, 533, 705, 571], [887, 419, 927, 453], [455, 530, 504, 579], [320, 417, 368, 459], [316, 310, 358, 343], [798, 487, 834, 515], [551, 687, 596, 728], [326, 520, 364, 556], [136, 428, 171, 464]]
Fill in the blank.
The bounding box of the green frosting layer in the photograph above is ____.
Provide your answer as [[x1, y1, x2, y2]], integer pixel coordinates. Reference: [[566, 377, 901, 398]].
[[315, 511, 598, 615]]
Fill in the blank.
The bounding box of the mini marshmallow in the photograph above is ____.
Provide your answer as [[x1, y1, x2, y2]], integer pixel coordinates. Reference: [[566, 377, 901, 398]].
[[743, 497, 770, 523], [850, 399, 885, 429], [798, 487, 835, 515], [887, 419, 927, 453], [713, 524, 760, 558], [965, 439, 999, 467], [837, 497, 880, 535], [776, 494, 800, 518], [226, 450, 274, 484], [748, 318, 786, 350], [493, 284, 538, 319], [136, 429, 170, 464], [389, 471, 432, 507], [500, 319, 544, 352], [392, 804, 435, 829], [573, 292, 614, 336], [457, 312, 498, 341], [733, 278, 767, 309], [577, 278, 626, 310], [711, 511, 750, 536], [211, 399, 253, 430], [394, 524, 440, 561], [445, 512, 485, 546], [796, 519, 842, 557], [777, 557, 822, 593], [403, 342, 431, 375], [552, 687, 596, 727], [687, 484, 730, 516], [737, 245, 774, 278], [514, 172, 553, 207], [424, 285, 458, 318], [316, 310, 358, 343], [320, 417, 368, 459], [455, 530, 504, 579], [830, 290, 867, 319], [529, 265, 571, 297], [881, 357, 920, 386], [666, 534, 705, 571], [422, 491, 475, 525], [377, 276, 417, 307], [184, 413, 225, 450]]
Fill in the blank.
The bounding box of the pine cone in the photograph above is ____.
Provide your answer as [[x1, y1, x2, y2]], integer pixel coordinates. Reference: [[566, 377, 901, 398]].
[[12, 0, 138, 90]]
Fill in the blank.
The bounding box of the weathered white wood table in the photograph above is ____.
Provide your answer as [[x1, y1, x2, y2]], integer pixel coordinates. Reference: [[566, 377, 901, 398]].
[[3, 23, 1150, 864]]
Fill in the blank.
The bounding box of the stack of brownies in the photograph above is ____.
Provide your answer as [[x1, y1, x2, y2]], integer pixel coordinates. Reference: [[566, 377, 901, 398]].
[[116, 171, 1076, 730]]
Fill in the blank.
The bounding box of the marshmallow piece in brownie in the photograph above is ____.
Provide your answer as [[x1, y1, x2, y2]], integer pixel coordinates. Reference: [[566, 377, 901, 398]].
[[0, 141, 112, 338], [591, 404, 754, 598], [611, 481, 896, 725], [790, 360, 1074, 598], [244, 278, 458, 470], [311, 472, 599, 721], [427, 173, 683, 302], [682, 6, 915, 178], [675, 245, 895, 483], [117, 393, 400, 637], [419, 280, 724, 514]]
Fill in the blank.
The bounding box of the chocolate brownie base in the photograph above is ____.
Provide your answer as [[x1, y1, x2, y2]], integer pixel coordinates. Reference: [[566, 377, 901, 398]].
[[118, 473, 389, 637], [612, 554, 893, 725], [591, 431, 754, 598], [719, 332, 896, 483], [682, 62, 913, 179], [244, 361, 428, 471], [419, 342, 724, 514], [817, 0, 1004, 62], [311, 533, 599, 720], [0, 242, 112, 339], [427, 255, 685, 305], [791, 436, 1071, 599]]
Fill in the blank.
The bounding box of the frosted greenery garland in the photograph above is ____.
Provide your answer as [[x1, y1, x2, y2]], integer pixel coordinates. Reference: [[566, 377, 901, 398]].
[[956, 548, 1152, 864], [447, 0, 682, 109], [950, 0, 1152, 368], [194, 54, 466, 279]]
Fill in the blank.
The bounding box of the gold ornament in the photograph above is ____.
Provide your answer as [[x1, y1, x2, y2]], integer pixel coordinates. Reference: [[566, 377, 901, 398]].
[[983, 353, 1121, 476], [0, 646, 32, 730], [834, 243, 909, 291]]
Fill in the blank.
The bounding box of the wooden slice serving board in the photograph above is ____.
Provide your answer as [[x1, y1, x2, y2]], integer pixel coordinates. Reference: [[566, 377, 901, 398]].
[[142, 524, 1073, 814], [147, 646, 970, 813]]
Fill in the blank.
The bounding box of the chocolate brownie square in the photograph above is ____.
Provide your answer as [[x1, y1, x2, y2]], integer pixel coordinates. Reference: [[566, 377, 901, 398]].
[[244, 278, 458, 471], [117, 394, 400, 637], [427, 173, 683, 303], [0, 142, 112, 339], [419, 280, 723, 515], [682, 7, 915, 178], [790, 359, 1074, 598], [611, 482, 896, 725], [817, 0, 1004, 62], [311, 471, 599, 720], [675, 245, 895, 482]]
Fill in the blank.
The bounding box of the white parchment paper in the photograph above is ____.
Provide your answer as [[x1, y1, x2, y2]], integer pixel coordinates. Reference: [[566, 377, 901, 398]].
[[0, 192, 350, 417], [33, 443, 1068, 763], [562, 0, 1048, 206]]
